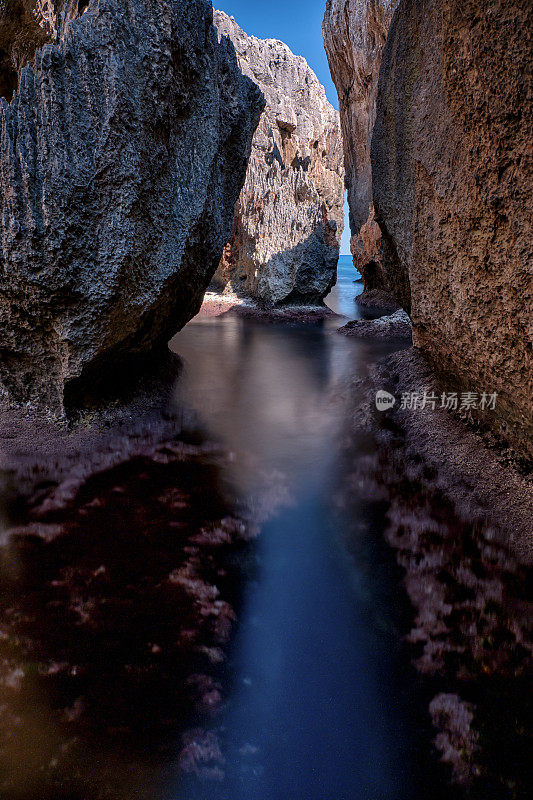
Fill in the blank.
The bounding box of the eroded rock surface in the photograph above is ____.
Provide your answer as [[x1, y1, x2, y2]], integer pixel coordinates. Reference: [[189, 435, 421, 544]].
[[0, 0, 263, 412], [372, 0, 533, 458], [212, 10, 344, 306], [338, 308, 411, 340], [322, 0, 397, 303]]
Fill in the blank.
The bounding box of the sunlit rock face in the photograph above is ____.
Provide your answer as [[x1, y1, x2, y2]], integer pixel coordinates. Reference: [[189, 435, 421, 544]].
[[322, 0, 397, 304], [0, 0, 263, 412], [212, 10, 344, 306], [372, 0, 533, 459]]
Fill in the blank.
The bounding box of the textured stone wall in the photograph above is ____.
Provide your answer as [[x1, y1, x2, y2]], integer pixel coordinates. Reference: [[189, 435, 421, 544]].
[[0, 0, 263, 412], [212, 10, 344, 306], [372, 0, 533, 457], [322, 0, 397, 304]]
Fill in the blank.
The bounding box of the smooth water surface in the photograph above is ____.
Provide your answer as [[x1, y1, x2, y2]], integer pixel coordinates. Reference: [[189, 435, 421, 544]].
[[1, 259, 526, 799], [168, 267, 436, 800], [0, 259, 441, 799]]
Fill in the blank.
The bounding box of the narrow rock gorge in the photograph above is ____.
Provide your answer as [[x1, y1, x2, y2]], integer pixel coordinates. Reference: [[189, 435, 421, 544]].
[[322, 0, 397, 307], [0, 1, 531, 798], [372, 0, 532, 459], [212, 10, 344, 306], [0, 0, 263, 413]]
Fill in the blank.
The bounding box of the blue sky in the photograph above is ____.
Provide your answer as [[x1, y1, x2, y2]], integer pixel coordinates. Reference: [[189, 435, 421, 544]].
[[218, 1, 351, 254], [219, 0, 337, 107]]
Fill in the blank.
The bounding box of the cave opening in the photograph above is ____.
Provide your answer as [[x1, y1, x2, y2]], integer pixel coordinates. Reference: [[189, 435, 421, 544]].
[[0, 50, 18, 102], [78, 0, 90, 14]]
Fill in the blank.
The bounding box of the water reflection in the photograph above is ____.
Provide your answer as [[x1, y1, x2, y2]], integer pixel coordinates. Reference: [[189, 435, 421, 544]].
[[169, 311, 432, 799], [0, 260, 528, 798], [324, 254, 363, 319], [171, 316, 358, 485]]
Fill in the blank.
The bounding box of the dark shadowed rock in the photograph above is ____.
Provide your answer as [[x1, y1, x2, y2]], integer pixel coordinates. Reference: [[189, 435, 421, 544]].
[[212, 10, 344, 306], [0, 412, 252, 797], [372, 0, 533, 458], [0, 0, 263, 413], [0, 2, 81, 102], [355, 286, 400, 314]]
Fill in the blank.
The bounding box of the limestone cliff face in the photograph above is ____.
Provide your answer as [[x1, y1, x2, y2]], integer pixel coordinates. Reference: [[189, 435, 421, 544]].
[[212, 10, 344, 306], [0, 0, 263, 412], [322, 0, 397, 303], [372, 0, 533, 458]]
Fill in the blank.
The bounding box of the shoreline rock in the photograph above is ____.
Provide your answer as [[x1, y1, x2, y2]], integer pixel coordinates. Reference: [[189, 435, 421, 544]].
[[322, 0, 397, 297], [338, 309, 411, 339], [212, 10, 345, 306], [355, 287, 401, 314], [0, 386, 288, 797], [339, 345, 532, 794], [0, 0, 263, 414], [196, 291, 338, 324]]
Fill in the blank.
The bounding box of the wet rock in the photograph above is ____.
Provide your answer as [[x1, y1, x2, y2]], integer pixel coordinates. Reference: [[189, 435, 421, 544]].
[[372, 0, 533, 458], [355, 287, 400, 314], [186, 674, 223, 715], [0, 373, 292, 798], [322, 0, 398, 305], [212, 10, 344, 306], [178, 728, 225, 781], [0, 0, 263, 413], [340, 345, 533, 794], [429, 694, 479, 785], [0, 409, 254, 797], [338, 309, 411, 340], [197, 291, 339, 323]]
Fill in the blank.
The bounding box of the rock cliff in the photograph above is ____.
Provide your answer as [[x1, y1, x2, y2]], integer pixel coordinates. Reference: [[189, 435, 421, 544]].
[[0, 0, 263, 412], [322, 0, 397, 303], [212, 10, 344, 306], [372, 0, 533, 458]]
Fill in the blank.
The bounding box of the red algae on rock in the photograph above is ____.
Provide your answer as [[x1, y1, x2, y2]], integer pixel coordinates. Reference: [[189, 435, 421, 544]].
[[0, 396, 285, 798], [338, 346, 532, 797]]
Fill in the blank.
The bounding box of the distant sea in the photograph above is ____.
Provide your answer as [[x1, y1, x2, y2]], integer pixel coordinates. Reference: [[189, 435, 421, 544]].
[[337, 254, 361, 282], [324, 254, 362, 318]]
